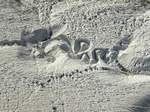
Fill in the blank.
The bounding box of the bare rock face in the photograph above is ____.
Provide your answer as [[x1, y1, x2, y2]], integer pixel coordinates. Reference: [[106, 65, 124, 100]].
[[20, 27, 52, 45], [118, 12, 150, 73]]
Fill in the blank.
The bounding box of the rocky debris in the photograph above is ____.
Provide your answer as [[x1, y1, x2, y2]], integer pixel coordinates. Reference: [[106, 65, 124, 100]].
[[118, 18, 150, 73], [0, 39, 21, 46]]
